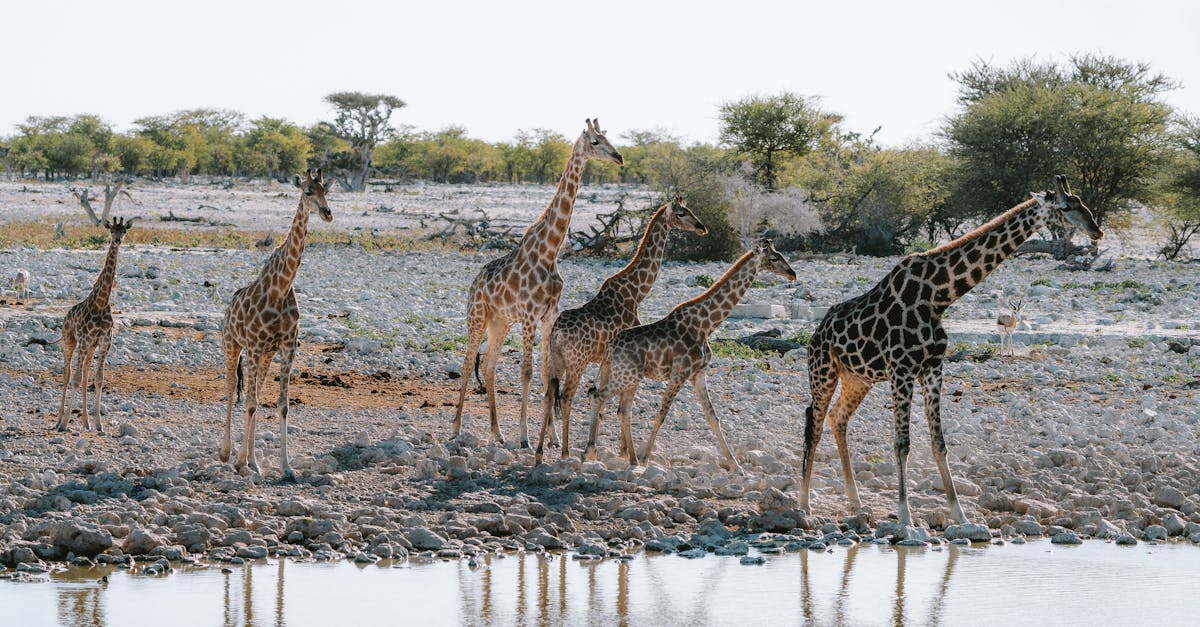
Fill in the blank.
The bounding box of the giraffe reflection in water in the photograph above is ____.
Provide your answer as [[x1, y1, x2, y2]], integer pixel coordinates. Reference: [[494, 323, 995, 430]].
[[42, 545, 970, 626]]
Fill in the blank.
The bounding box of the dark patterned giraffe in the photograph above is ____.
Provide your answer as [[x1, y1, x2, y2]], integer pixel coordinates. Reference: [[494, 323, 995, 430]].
[[583, 239, 797, 471], [55, 218, 133, 432], [533, 197, 707, 464], [452, 119, 623, 448], [221, 169, 332, 479], [801, 175, 1104, 526]]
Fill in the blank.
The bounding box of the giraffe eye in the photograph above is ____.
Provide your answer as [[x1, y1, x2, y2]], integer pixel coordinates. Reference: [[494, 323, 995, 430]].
[[590, 139, 599, 146]]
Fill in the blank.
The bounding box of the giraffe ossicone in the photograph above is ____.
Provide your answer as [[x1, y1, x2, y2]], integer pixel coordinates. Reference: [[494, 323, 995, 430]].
[[221, 168, 332, 480], [801, 175, 1102, 527], [452, 118, 624, 449]]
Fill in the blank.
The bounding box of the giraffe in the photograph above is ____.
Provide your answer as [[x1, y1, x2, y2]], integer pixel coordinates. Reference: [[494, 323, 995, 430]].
[[55, 217, 133, 433], [533, 196, 708, 464], [221, 169, 332, 479], [452, 118, 623, 448], [800, 175, 1104, 527], [583, 238, 797, 471]]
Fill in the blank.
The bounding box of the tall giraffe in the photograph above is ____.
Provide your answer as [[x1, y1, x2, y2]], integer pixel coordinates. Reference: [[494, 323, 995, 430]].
[[56, 217, 133, 433], [801, 175, 1103, 527], [452, 118, 623, 447], [533, 197, 707, 464], [221, 169, 332, 479], [583, 239, 797, 470]]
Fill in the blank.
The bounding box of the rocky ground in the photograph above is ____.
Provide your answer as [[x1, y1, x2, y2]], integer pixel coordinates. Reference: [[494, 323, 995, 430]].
[[1, 181, 1198, 579]]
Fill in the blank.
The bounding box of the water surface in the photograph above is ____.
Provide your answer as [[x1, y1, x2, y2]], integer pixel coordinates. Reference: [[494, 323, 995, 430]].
[[6, 541, 1197, 626]]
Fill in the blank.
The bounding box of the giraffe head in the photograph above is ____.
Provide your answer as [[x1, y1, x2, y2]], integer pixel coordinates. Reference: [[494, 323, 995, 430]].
[[754, 238, 797, 281], [582, 118, 624, 166], [664, 196, 708, 235], [103, 216, 133, 243], [1031, 174, 1103, 241], [294, 168, 333, 222]]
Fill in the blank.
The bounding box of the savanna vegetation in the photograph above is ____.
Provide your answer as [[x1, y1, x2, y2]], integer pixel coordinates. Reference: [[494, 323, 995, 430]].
[[2, 55, 1197, 261]]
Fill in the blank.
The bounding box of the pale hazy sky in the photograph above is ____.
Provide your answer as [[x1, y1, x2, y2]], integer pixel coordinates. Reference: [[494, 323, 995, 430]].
[[6, 0, 1199, 146]]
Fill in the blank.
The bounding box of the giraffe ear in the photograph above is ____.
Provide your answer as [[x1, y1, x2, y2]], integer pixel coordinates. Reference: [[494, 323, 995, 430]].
[[294, 175, 303, 188]]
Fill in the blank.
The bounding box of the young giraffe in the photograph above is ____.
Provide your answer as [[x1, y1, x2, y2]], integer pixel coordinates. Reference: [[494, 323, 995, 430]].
[[221, 169, 332, 479], [55, 217, 133, 432], [533, 197, 708, 464], [452, 118, 623, 448], [583, 239, 797, 471], [801, 175, 1104, 527]]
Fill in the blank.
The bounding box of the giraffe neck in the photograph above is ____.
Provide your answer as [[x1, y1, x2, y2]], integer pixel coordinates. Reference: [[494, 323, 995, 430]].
[[519, 136, 588, 263], [597, 202, 673, 306], [88, 236, 123, 307], [916, 197, 1048, 307], [259, 197, 311, 293], [671, 249, 759, 337]]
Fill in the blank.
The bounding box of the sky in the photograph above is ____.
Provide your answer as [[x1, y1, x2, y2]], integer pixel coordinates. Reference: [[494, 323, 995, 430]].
[[5, 0, 1199, 147]]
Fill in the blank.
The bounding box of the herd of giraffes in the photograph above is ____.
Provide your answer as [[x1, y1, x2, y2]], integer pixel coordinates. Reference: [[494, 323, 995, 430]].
[[47, 117, 1104, 528]]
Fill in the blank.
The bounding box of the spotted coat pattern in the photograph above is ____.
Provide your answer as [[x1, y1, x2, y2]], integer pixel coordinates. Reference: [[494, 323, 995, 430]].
[[800, 176, 1104, 527], [533, 197, 707, 463], [583, 239, 797, 471], [452, 119, 624, 448], [55, 218, 132, 433], [221, 170, 332, 480]]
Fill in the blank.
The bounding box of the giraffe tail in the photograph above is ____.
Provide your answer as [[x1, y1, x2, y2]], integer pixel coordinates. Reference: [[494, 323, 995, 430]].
[[235, 353, 244, 403], [472, 350, 485, 394], [549, 376, 562, 422]]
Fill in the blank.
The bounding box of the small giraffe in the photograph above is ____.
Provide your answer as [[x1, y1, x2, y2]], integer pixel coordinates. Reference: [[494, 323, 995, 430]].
[[221, 169, 332, 479], [996, 299, 1023, 356], [13, 268, 31, 301], [452, 118, 623, 448], [801, 175, 1103, 527], [533, 197, 708, 464], [55, 217, 133, 432], [583, 239, 797, 471]]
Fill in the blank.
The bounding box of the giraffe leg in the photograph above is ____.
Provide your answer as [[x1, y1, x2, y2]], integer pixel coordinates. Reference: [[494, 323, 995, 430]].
[[516, 318, 538, 449], [221, 340, 242, 464], [890, 373, 916, 527], [800, 347, 838, 512], [533, 376, 555, 466], [556, 370, 583, 461], [91, 331, 113, 432], [922, 364, 967, 524], [582, 361, 612, 462], [78, 343, 97, 431], [692, 372, 744, 474], [278, 336, 298, 481], [617, 390, 637, 465], [55, 334, 76, 431], [539, 309, 560, 448], [452, 304, 487, 438], [638, 377, 686, 466], [480, 318, 509, 445], [828, 376, 872, 516], [238, 352, 270, 473]]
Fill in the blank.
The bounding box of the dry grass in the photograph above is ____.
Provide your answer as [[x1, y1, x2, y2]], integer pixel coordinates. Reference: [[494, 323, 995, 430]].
[[0, 218, 465, 253]]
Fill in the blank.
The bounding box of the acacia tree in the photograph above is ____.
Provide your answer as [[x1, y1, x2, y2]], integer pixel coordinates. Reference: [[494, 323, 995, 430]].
[[323, 92, 406, 191], [1153, 116, 1200, 259], [944, 55, 1175, 226], [718, 92, 840, 190]]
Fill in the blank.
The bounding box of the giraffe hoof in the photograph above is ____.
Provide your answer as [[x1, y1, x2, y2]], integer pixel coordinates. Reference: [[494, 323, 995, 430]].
[[519, 439, 530, 450], [281, 469, 296, 483]]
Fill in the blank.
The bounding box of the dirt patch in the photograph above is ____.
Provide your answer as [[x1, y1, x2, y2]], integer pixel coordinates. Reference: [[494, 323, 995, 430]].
[[7, 363, 518, 414]]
